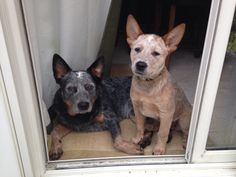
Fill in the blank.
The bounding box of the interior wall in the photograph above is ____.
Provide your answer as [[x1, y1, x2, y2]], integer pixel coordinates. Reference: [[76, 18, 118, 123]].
[[25, 0, 111, 109]]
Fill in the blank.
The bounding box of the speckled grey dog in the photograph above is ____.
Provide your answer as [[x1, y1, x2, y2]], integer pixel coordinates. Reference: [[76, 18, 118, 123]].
[[48, 54, 157, 160]]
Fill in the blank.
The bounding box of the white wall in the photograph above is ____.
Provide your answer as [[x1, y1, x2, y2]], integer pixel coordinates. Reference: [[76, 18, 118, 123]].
[[25, 0, 111, 110], [0, 20, 23, 177], [0, 81, 23, 177]]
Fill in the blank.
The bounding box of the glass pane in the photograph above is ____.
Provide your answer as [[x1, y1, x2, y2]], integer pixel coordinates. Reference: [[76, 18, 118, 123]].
[[207, 12, 236, 150]]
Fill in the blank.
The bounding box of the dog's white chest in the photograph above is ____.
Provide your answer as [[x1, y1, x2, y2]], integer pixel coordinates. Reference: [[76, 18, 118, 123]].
[[139, 101, 159, 119], [141, 110, 157, 119]]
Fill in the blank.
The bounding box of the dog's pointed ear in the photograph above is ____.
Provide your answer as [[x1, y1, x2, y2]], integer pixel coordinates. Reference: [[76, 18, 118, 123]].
[[162, 23, 186, 53], [53, 54, 72, 84], [126, 14, 143, 45], [87, 56, 104, 82]]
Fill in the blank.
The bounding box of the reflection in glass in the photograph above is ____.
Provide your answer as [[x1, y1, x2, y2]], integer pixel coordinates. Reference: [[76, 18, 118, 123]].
[[207, 13, 236, 150]]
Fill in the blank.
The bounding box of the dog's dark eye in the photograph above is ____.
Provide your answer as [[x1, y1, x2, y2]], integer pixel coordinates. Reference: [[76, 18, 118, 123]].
[[67, 86, 77, 93], [152, 51, 160, 57], [84, 84, 94, 91], [134, 47, 141, 53]]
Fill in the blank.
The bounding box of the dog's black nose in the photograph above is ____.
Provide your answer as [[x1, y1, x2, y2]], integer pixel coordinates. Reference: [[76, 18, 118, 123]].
[[136, 61, 147, 72], [78, 102, 89, 110]]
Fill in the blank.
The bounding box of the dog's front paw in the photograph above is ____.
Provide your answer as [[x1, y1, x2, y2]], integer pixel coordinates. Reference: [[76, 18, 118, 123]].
[[132, 133, 144, 145], [123, 141, 144, 155], [114, 136, 144, 155], [138, 130, 153, 148], [152, 143, 166, 155], [132, 137, 141, 144], [49, 142, 63, 160]]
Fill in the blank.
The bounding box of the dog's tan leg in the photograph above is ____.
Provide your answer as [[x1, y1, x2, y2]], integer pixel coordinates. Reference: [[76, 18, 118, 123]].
[[178, 111, 191, 149], [113, 135, 144, 155], [49, 124, 71, 160], [132, 105, 146, 144], [153, 114, 173, 155]]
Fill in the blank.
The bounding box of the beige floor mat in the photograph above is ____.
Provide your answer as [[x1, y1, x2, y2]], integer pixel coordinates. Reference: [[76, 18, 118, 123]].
[[48, 119, 184, 160]]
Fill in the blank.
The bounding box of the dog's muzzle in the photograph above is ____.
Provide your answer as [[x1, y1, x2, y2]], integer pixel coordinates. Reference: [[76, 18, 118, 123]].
[[78, 101, 89, 111], [135, 61, 147, 73]]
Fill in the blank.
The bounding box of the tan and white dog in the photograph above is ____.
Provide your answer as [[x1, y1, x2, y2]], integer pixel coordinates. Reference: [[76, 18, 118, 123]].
[[126, 15, 192, 155]]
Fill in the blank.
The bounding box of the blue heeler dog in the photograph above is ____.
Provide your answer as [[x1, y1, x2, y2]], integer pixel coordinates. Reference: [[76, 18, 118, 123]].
[[48, 54, 167, 160]]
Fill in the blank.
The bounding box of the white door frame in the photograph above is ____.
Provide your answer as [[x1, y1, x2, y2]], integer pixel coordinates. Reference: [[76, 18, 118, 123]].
[[0, 0, 236, 176]]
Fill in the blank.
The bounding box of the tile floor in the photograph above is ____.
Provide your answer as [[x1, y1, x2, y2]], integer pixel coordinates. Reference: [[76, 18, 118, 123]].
[[207, 52, 236, 149]]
